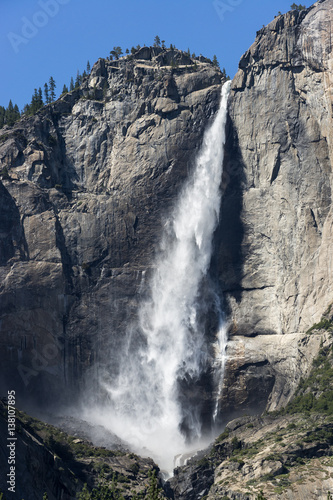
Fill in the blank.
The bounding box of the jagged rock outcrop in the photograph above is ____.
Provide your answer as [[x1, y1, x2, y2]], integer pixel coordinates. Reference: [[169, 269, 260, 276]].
[[0, 49, 223, 406], [217, 0, 333, 416], [170, 412, 333, 500], [169, 330, 333, 499]]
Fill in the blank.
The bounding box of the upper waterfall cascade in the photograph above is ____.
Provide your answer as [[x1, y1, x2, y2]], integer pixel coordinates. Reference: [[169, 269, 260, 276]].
[[89, 80, 231, 472]]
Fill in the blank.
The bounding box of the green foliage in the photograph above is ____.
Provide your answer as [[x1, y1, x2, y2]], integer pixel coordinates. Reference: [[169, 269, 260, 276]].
[[256, 490, 267, 500], [110, 46, 123, 60], [75, 71, 82, 89], [44, 83, 50, 104], [231, 436, 242, 450], [0, 100, 21, 128], [212, 55, 220, 68], [43, 493, 48, 500], [76, 473, 125, 499], [290, 3, 306, 10], [153, 35, 161, 47], [49, 76, 56, 102], [146, 470, 162, 500], [217, 428, 230, 442], [303, 426, 333, 444], [77, 484, 91, 500], [0, 167, 10, 180], [24, 88, 43, 115], [282, 344, 333, 415], [87, 61, 91, 73], [306, 318, 333, 334]]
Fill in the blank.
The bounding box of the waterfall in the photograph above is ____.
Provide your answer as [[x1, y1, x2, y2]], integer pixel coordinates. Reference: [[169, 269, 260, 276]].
[[88, 80, 231, 473]]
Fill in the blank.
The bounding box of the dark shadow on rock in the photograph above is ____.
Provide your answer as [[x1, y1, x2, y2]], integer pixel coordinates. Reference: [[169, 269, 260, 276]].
[[211, 110, 247, 318], [0, 181, 29, 264]]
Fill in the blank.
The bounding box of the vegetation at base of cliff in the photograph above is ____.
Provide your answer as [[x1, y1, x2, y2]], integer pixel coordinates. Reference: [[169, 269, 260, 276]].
[[194, 321, 333, 499], [306, 304, 333, 334], [280, 343, 333, 415], [275, 306, 333, 416], [197, 413, 333, 498], [0, 401, 166, 499], [76, 469, 163, 499]]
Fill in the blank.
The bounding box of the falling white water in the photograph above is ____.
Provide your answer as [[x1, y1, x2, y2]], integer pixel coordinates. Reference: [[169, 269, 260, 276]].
[[88, 80, 231, 473]]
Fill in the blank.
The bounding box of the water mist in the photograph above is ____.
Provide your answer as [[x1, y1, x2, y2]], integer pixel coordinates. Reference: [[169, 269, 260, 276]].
[[86, 80, 231, 473]]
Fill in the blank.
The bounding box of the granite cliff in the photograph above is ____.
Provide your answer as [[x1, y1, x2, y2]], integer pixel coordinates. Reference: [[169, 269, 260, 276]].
[[1, 0, 333, 497], [0, 47, 222, 408], [217, 0, 333, 420]]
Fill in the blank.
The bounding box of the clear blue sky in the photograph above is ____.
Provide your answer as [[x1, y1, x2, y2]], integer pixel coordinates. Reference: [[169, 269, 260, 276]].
[[1, 0, 313, 111]]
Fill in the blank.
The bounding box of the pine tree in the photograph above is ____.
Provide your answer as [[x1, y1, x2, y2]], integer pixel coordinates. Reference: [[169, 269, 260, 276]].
[[86, 60, 91, 73], [0, 106, 5, 128], [147, 470, 160, 500], [13, 104, 20, 121], [22, 104, 31, 115], [38, 87, 44, 108], [31, 89, 39, 114], [154, 35, 161, 47], [44, 83, 50, 104], [49, 76, 56, 101], [290, 3, 306, 10], [5, 100, 15, 126], [110, 46, 123, 59], [161, 40, 166, 49], [70, 77, 75, 91], [62, 84, 69, 95], [76, 483, 91, 499], [75, 70, 82, 88], [212, 55, 220, 68], [4, 101, 21, 126]]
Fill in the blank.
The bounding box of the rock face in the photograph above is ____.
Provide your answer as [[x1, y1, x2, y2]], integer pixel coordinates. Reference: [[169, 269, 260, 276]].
[[216, 0, 333, 416], [0, 49, 223, 406], [0, 400, 164, 500], [169, 412, 333, 499], [223, 0, 333, 335], [1, 0, 333, 433]]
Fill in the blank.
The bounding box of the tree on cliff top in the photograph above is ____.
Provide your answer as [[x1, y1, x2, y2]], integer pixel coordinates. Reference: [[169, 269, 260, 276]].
[[290, 3, 306, 10], [154, 35, 161, 47], [110, 46, 123, 60]]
